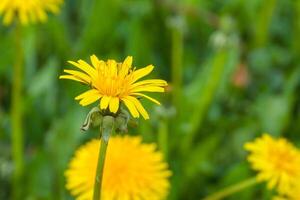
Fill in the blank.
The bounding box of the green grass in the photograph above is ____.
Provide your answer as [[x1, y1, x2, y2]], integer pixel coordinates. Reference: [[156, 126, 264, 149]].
[[0, 0, 300, 199]]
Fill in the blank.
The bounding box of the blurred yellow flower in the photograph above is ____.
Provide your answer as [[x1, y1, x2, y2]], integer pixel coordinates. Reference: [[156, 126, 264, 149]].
[[0, 0, 63, 25], [272, 196, 288, 200], [65, 135, 171, 200], [244, 134, 300, 195], [273, 189, 300, 200], [60, 55, 167, 119], [278, 182, 300, 200], [287, 188, 300, 200]]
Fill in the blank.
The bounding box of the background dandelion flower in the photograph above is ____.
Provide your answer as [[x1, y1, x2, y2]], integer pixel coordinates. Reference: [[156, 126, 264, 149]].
[[65, 135, 172, 200], [60, 55, 167, 119], [278, 182, 300, 200], [287, 187, 300, 200], [244, 134, 300, 195], [273, 187, 300, 200], [273, 185, 300, 200], [0, 0, 63, 25]]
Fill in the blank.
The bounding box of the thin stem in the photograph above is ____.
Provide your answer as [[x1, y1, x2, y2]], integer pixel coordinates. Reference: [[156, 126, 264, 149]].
[[93, 116, 115, 200], [292, 0, 300, 56], [93, 137, 109, 200], [253, 0, 277, 47], [202, 177, 258, 200], [158, 118, 168, 160], [171, 16, 184, 109], [11, 22, 24, 200]]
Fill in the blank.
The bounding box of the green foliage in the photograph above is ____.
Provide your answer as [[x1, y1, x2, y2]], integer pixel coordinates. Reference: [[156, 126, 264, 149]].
[[1, 0, 300, 199]]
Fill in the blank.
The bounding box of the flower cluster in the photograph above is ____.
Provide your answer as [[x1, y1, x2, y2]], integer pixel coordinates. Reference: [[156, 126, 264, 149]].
[[244, 134, 300, 199], [65, 135, 171, 200], [0, 0, 63, 25], [60, 55, 167, 120]]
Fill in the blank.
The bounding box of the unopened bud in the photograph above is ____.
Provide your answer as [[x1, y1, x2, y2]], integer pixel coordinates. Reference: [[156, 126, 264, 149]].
[[102, 116, 115, 142], [115, 108, 130, 133], [81, 107, 102, 132]]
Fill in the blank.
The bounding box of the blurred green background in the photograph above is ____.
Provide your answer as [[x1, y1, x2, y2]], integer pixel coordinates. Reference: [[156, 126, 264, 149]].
[[1, 0, 300, 199]]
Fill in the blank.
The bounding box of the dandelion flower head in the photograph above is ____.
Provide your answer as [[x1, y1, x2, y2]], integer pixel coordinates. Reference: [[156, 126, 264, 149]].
[[273, 192, 300, 200], [274, 182, 300, 200], [0, 0, 63, 25], [65, 135, 172, 200], [60, 55, 167, 119], [287, 185, 300, 200], [244, 134, 300, 195]]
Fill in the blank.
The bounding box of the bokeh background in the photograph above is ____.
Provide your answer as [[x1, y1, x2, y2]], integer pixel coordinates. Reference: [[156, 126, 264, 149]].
[[1, 0, 300, 199]]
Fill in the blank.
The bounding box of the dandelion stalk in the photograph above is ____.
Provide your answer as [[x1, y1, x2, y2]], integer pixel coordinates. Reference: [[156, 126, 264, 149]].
[[93, 116, 115, 200], [202, 177, 257, 200], [11, 21, 24, 200]]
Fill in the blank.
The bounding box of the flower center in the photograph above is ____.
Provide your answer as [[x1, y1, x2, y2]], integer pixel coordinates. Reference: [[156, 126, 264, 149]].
[[269, 148, 299, 176], [93, 65, 134, 98]]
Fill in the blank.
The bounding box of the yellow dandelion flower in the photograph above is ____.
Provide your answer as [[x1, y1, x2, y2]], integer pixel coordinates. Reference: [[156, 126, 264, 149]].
[[65, 135, 172, 200], [272, 196, 288, 200], [287, 189, 300, 200], [279, 182, 300, 200], [59, 55, 167, 120], [273, 188, 300, 200], [244, 134, 300, 195], [0, 0, 63, 25]]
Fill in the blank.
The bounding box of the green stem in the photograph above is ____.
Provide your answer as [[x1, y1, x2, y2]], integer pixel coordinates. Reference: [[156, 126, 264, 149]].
[[158, 118, 168, 160], [253, 0, 277, 47], [293, 0, 300, 56], [11, 22, 24, 200], [93, 116, 115, 200], [171, 16, 184, 109], [202, 177, 258, 200]]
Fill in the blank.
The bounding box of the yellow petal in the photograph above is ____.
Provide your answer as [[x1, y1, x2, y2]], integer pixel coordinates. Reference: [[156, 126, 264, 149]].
[[267, 176, 278, 189], [125, 96, 149, 119], [132, 93, 161, 105], [3, 9, 14, 25], [59, 75, 85, 83], [90, 55, 100, 68], [131, 65, 154, 83], [75, 89, 100, 100], [30, 8, 37, 23], [109, 97, 119, 113], [36, 7, 47, 22], [77, 190, 93, 200], [130, 79, 167, 90], [122, 98, 139, 118], [123, 56, 133, 67], [63, 69, 91, 84], [100, 96, 111, 110], [131, 86, 165, 93], [68, 60, 97, 79], [0, 1, 8, 12], [19, 10, 28, 25], [107, 60, 117, 77], [78, 59, 98, 79], [119, 56, 133, 77], [79, 94, 101, 106]]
